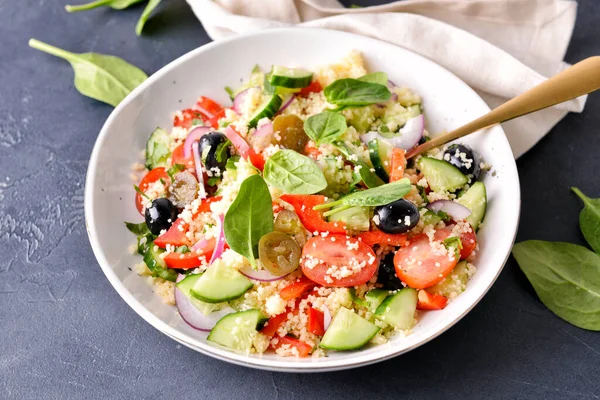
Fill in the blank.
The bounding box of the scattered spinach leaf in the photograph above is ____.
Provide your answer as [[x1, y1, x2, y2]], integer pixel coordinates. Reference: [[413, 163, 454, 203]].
[[224, 175, 274, 268], [125, 221, 149, 236], [324, 78, 391, 108], [29, 38, 147, 107], [572, 187, 600, 254], [314, 179, 411, 211], [358, 72, 388, 86], [264, 149, 327, 194], [304, 111, 347, 145], [65, 0, 143, 12], [512, 241, 600, 331], [136, 0, 161, 36]]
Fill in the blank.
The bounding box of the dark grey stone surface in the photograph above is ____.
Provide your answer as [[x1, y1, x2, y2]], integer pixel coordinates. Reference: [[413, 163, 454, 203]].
[[1, 0, 599, 399]]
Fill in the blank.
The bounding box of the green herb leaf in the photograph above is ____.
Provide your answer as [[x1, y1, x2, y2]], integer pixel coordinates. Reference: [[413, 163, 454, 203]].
[[304, 111, 347, 145], [315, 179, 411, 212], [224, 175, 274, 268], [136, 0, 161, 36], [225, 86, 235, 101], [29, 39, 147, 107], [335, 142, 384, 188], [358, 72, 388, 86], [443, 236, 463, 258], [572, 187, 600, 254], [226, 155, 240, 171], [324, 78, 391, 107], [264, 149, 327, 194], [133, 185, 150, 200], [512, 241, 600, 331], [167, 164, 185, 180], [175, 245, 190, 254], [65, 0, 143, 12], [207, 176, 220, 186], [125, 221, 149, 236], [417, 185, 428, 204]]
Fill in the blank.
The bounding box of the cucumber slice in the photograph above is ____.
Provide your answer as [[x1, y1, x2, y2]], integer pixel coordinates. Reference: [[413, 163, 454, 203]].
[[418, 157, 468, 193], [319, 307, 380, 350], [429, 260, 471, 298], [145, 127, 172, 169], [264, 73, 301, 95], [176, 274, 223, 315], [456, 181, 487, 230], [368, 139, 393, 181], [208, 309, 267, 352], [190, 260, 253, 303], [408, 104, 422, 117], [349, 288, 369, 307], [374, 288, 417, 330], [365, 289, 388, 314], [142, 242, 177, 282], [269, 66, 313, 89], [327, 205, 370, 232], [248, 95, 283, 128]]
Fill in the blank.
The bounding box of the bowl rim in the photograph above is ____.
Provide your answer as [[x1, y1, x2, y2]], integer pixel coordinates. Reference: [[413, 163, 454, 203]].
[[84, 27, 521, 372]]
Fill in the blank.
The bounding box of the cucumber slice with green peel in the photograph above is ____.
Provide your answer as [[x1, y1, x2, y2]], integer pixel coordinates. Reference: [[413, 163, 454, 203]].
[[208, 309, 267, 352], [190, 260, 253, 303], [264, 73, 302, 95], [145, 127, 171, 169], [429, 260, 471, 298], [248, 95, 283, 128], [176, 274, 223, 315], [319, 307, 380, 350], [374, 288, 417, 330], [365, 289, 389, 314], [349, 288, 369, 307], [368, 139, 393, 181], [327, 205, 370, 232], [456, 181, 487, 230], [142, 242, 178, 282], [418, 157, 468, 193], [269, 66, 313, 89]]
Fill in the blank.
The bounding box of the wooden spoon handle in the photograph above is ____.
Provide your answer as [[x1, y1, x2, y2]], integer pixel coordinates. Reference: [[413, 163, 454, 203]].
[[406, 56, 600, 159]]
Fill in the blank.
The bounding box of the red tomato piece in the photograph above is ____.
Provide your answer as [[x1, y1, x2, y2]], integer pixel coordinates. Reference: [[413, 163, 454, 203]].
[[417, 290, 448, 310], [135, 167, 170, 215], [280, 276, 316, 301], [433, 224, 478, 260], [171, 143, 195, 171], [307, 307, 325, 336], [273, 336, 312, 357], [279, 194, 346, 234], [298, 81, 322, 97], [196, 96, 224, 116], [154, 218, 191, 248], [393, 232, 459, 289], [163, 238, 215, 269], [303, 142, 322, 160], [357, 230, 408, 247], [389, 148, 407, 182], [191, 196, 222, 219], [223, 126, 265, 171], [206, 109, 226, 129], [301, 235, 377, 287], [174, 108, 208, 129], [260, 311, 289, 338]]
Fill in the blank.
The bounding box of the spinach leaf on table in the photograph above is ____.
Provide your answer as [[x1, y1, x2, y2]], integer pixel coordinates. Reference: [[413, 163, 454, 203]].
[[512, 241, 600, 331], [304, 111, 347, 145], [28, 39, 147, 107], [65, 0, 144, 12], [224, 175, 274, 268], [572, 187, 600, 254], [263, 149, 327, 194], [136, 0, 161, 36], [324, 78, 391, 108]]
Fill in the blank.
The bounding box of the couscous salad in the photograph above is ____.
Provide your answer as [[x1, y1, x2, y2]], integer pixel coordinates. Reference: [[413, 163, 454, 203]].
[[126, 52, 488, 357]]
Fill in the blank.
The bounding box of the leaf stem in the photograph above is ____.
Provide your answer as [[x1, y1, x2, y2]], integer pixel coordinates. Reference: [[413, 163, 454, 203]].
[[28, 38, 76, 62], [313, 199, 343, 211], [322, 205, 351, 217], [65, 0, 113, 12], [571, 187, 590, 204]]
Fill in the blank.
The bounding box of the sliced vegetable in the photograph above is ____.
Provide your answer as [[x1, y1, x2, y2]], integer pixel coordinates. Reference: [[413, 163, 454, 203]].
[[427, 200, 471, 222], [65, 0, 144, 12], [197, 96, 224, 117], [428, 260, 471, 298], [368, 139, 392, 182], [145, 127, 171, 169], [418, 157, 468, 193], [307, 307, 326, 336], [223, 126, 265, 170], [239, 265, 289, 282], [389, 148, 406, 182], [327, 205, 370, 232], [434, 225, 478, 260], [357, 230, 407, 247], [269, 66, 313, 89], [135, 167, 170, 214], [279, 194, 347, 234], [456, 182, 487, 230], [272, 114, 309, 152], [164, 242, 214, 269], [365, 289, 388, 313], [279, 276, 316, 301], [273, 336, 313, 357], [248, 95, 282, 128], [208, 309, 267, 351], [176, 274, 233, 331], [153, 218, 190, 248], [417, 290, 448, 310], [298, 81, 322, 97], [320, 307, 380, 350], [258, 231, 301, 276], [143, 242, 178, 282], [374, 288, 418, 329], [232, 88, 253, 114], [209, 215, 226, 264], [260, 311, 289, 337], [183, 125, 212, 159], [191, 259, 253, 303]]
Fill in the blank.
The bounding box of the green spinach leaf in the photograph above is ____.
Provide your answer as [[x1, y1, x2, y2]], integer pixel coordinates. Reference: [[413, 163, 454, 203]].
[[125, 221, 149, 236], [512, 241, 600, 331], [65, 0, 143, 12], [29, 39, 147, 107], [224, 175, 274, 268], [572, 187, 600, 254], [324, 78, 391, 107], [335, 142, 384, 188], [358, 72, 388, 86], [136, 0, 161, 36], [315, 179, 411, 212], [264, 149, 327, 194], [304, 111, 347, 145]]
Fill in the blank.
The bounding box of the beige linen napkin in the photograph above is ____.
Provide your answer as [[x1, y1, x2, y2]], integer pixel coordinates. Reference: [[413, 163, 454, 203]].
[[186, 0, 586, 158]]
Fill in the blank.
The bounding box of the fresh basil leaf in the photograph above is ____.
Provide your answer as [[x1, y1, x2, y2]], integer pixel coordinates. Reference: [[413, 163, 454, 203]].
[[512, 241, 600, 331], [572, 187, 600, 254], [335, 142, 384, 188], [136, 0, 161, 36], [29, 39, 147, 107], [324, 78, 391, 107], [264, 149, 327, 194], [304, 111, 347, 145], [125, 221, 149, 236], [65, 0, 144, 12], [358, 72, 388, 86], [224, 175, 274, 268]]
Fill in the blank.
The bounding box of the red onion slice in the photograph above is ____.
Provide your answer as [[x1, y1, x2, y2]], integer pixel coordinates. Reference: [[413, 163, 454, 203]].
[[239, 265, 289, 282], [191, 236, 209, 252], [232, 88, 254, 114], [175, 275, 234, 332], [192, 142, 207, 199], [359, 131, 379, 145], [277, 94, 295, 115], [208, 215, 225, 264], [254, 122, 273, 138], [184, 126, 211, 159], [387, 80, 397, 88], [359, 115, 424, 150], [427, 200, 472, 221], [323, 306, 332, 331]]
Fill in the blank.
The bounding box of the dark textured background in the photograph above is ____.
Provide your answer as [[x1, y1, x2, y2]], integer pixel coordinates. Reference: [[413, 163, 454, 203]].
[[1, 0, 599, 399]]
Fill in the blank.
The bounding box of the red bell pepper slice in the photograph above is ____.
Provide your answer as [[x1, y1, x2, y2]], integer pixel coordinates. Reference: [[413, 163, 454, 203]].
[[273, 336, 312, 357], [417, 290, 448, 310], [260, 311, 289, 338], [279, 194, 346, 234], [196, 96, 224, 116], [389, 148, 407, 182], [280, 276, 316, 301], [307, 307, 325, 336], [357, 230, 408, 247], [163, 242, 215, 269], [298, 81, 322, 97], [207, 109, 226, 129], [174, 108, 208, 129]]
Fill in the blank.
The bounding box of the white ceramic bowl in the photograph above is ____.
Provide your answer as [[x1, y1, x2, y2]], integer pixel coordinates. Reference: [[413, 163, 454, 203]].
[[85, 28, 520, 372]]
